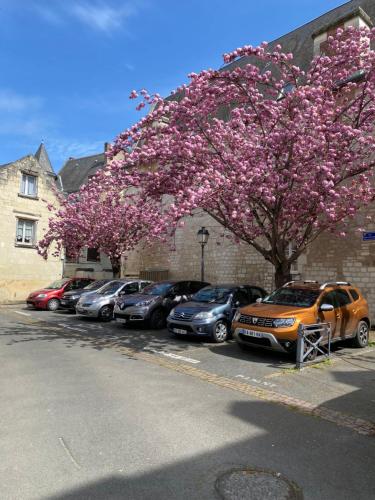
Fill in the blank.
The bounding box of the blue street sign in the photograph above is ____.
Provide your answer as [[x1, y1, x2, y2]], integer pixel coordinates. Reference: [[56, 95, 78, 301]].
[[363, 232, 375, 241]]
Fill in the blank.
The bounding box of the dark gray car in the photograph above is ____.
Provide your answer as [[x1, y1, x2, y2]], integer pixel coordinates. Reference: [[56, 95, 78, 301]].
[[114, 280, 209, 329], [60, 279, 113, 311], [167, 284, 267, 342]]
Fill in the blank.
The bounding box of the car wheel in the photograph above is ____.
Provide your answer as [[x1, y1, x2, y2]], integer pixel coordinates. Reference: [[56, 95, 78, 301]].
[[47, 298, 60, 311], [99, 305, 113, 321], [352, 320, 369, 348], [212, 320, 228, 343], [149, 309, 166, 329]]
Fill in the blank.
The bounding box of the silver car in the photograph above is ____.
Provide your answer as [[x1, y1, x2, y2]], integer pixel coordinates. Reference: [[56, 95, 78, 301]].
[[75, 279, 152, 320]]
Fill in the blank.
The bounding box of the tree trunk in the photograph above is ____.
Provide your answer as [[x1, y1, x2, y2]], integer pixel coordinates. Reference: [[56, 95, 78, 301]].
[[274, 261, 292, 289], [110, 256, 121, 278]]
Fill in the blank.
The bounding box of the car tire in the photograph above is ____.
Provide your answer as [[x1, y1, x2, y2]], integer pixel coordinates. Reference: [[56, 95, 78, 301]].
[[352, 320, 369, 348], [211, 320, 228, 343], [47, 298, 60, 311], [149, 309, 166, 329], [99, 305, 113, 321]]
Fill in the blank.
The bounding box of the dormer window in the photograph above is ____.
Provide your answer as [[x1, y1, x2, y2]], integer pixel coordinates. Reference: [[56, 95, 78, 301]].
[[312, 7, 373, 56], [20, 173, 38, 197], [277, 82, 295, 101]]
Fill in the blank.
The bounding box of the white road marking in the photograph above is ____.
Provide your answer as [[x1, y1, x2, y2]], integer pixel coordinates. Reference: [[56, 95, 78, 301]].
[[235, 374, 277, 388], [58, 323, 87, 333], [14, 311, 31, 316], [144, 348, 200, 364]]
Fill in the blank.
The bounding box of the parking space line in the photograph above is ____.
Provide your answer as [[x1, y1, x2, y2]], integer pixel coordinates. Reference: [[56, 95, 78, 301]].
[[58, 323, 87, 333], [14, 311, 31, 316], [144, 348, 200, 364]]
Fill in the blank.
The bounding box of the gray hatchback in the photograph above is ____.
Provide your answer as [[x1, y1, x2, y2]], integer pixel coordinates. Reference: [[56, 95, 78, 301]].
[[167, 284, 267, 342], [76, 279, 152, 320]]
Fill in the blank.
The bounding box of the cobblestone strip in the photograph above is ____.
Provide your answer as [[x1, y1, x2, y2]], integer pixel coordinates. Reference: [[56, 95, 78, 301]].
[[121, 347, 375, 437]]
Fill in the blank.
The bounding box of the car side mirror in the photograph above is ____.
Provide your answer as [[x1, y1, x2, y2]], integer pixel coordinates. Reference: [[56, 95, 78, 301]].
[[320, 303, 334, 312], [256, 298, 262, 303], [118, 290, 127, 296], [234, 301, 240, 307]]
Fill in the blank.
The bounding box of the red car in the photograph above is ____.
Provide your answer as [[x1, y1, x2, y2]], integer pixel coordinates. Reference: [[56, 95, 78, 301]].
[[26, 277, 94, 311]]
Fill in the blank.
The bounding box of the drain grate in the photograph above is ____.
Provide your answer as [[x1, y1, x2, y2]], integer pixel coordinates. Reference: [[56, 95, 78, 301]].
[[215, 467, 303, 500]]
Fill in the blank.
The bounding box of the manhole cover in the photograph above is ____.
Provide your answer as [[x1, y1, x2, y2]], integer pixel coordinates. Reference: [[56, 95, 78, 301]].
[[215, 468, 303, 500]]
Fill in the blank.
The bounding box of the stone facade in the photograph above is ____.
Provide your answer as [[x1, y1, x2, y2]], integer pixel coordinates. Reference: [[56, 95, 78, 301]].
[[0, 150, 62, 302]]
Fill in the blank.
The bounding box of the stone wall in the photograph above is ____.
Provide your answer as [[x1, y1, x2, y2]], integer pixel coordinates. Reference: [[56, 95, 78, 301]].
[[0, 156, 62, 302]]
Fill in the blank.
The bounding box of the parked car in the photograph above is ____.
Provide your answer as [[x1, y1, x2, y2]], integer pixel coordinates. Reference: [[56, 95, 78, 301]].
[[167, 284, 267, 342], [26, 277, 95, 311], [114, 280, 209, 329], [233, 280, 370, 354], [60, 279, 113, 312], [76, 279, 152, 320]]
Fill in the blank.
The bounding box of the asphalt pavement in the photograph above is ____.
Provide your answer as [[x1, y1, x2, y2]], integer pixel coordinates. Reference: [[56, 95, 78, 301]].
[[1, 305, 375, 499]]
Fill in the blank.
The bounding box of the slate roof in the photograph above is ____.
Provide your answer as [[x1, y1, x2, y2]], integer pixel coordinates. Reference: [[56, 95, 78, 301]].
[[166, 0, 375, 103], [59, 153, 106, 194], [34, 143, 54, 173]]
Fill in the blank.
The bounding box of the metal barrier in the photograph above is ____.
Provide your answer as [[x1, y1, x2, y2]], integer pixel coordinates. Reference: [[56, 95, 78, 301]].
[[295, 322, 331, 370]]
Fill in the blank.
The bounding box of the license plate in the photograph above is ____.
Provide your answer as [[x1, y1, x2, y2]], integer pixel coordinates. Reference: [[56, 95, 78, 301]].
[[238, 328, 263, 338], [117, 318, 127, 324], [173, 328, 187, 334]]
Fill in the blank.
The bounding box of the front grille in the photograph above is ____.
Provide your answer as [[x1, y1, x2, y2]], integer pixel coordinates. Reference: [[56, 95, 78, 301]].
[[239, 334, 272, 347], [173, 311, 194, 321], [239, 314, 274, 328]]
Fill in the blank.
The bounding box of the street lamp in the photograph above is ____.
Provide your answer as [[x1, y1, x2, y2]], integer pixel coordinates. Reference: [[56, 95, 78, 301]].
[[197, 226, 210, 281]]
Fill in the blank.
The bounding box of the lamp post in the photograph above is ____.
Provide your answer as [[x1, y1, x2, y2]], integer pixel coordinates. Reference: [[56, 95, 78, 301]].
[[197, 226, 210, 281]]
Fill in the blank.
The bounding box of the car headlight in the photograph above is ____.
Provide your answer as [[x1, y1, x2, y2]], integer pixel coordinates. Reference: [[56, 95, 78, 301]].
[[273, 318, 295, 328], [233, 309, 241, 322], [169, 308, 176, 317], [36, 294, 47, 298], [69, 295, 79, 300], [195, 311, 214, 320]]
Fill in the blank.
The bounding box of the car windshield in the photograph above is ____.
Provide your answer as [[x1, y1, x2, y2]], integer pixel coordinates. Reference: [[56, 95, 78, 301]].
[[45, 279, 70, 290], [192, 287, 232, 304], [97, 282, 124, 295], [263, 288, 320, 307], [142, 283, 174, 296], [84, 280, 108, 291]]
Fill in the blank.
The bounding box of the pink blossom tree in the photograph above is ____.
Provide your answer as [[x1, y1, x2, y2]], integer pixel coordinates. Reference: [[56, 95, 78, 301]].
[[38, 166, 165, 277], [108, 26, 375, 287]]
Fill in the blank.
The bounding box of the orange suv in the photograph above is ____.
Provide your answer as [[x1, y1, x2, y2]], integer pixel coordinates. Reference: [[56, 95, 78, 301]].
[[233, 281, 370, 354]]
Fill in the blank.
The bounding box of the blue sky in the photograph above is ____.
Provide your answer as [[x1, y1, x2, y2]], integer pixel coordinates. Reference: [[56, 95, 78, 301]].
[[0, 0, 347, 171]]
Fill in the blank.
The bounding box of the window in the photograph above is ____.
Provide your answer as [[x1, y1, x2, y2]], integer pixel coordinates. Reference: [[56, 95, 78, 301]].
[[140, 281, 151, 290], [249, 287, 265, 302], [123, 282, 140, 294], [87, 248, 100, 262], [20, 173, 37, 197], [349, 289, 359, 301], [16, 219, 35, 245], [321, 291, 339, 309], [232, 289, 250, 307], [336, 289, 352, 307]]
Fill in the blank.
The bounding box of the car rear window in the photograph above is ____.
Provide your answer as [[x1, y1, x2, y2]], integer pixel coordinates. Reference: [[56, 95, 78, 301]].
[[349, 289, 360, 301], [263, 288, 320, 307]]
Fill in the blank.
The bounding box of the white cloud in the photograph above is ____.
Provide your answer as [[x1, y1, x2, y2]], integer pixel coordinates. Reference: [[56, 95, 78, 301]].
[[68, 1, 138, 33], [0, 89, 42, 112], [47, 138, 105, 161]]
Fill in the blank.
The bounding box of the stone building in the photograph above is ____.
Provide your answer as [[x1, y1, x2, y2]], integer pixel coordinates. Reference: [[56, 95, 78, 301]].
[[0, 144, 62, 302], [58, 150, 114, 279], [123, 0, 375, 317]]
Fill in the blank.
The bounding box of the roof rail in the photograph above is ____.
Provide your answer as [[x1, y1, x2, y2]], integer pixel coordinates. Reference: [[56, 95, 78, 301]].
[[282, 280, 319, 287], [320, 281, 351, 290]]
